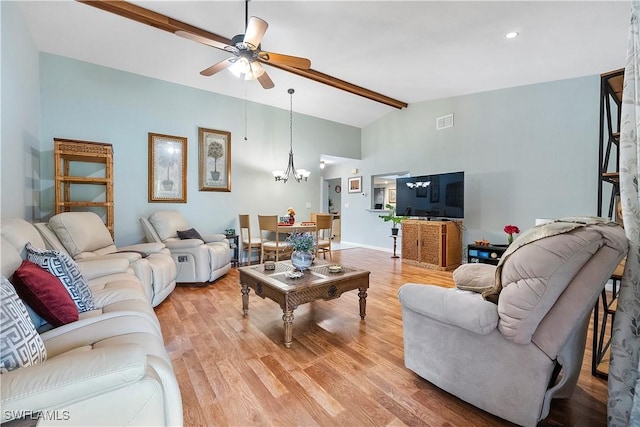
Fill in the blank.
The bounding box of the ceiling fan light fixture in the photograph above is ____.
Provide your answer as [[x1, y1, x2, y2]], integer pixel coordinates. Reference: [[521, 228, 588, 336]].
[[229, 57, 265, 80]]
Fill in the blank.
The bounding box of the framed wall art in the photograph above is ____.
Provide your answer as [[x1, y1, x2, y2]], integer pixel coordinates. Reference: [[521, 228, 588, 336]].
[[148, 132, 187, 203], [199, 127, 231, 192], [348, 176, 362, 193], [388, 188, 396, 203]]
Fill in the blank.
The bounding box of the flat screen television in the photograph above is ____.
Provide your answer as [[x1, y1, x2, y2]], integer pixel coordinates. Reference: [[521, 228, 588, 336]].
[[395, 171, 464, 219]]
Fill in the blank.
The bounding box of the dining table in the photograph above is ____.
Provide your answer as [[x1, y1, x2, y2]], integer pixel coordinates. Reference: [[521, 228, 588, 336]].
[[276, 222, 317, 234]]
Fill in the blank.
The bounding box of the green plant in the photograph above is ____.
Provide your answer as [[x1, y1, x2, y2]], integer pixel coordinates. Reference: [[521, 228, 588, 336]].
[[378, 204, 407, 229], [286, 232, 316, 252]]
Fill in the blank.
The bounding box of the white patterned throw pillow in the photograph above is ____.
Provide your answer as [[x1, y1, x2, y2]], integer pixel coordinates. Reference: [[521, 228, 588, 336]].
[[25, 243, 95, 312], [0, 276, 47, 373]]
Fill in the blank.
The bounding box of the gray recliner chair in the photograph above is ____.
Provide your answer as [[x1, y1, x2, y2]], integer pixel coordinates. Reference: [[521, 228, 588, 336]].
[[398, 219, 628, 426]]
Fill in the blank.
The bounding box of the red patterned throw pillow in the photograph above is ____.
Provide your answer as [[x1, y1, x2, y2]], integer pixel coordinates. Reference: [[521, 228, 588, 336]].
[[12, 260, 79, 327]]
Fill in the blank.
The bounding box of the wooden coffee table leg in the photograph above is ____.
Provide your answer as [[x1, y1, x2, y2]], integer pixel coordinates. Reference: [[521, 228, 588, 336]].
[[241, 284, 250, 315], [358, 288, 368, 319], [282, 310, 294, 348]]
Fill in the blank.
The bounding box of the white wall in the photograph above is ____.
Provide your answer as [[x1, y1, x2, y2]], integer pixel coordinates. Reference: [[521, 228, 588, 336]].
[[1, 2, 41, 221]]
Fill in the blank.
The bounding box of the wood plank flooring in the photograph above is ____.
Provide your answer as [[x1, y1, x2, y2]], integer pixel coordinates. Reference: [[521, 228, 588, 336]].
[[154, 248, 609, 426]]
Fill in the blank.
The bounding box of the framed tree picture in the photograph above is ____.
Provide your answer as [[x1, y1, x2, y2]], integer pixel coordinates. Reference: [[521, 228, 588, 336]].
[[148, 133, 187, 203], [199, 127, 231, 192]]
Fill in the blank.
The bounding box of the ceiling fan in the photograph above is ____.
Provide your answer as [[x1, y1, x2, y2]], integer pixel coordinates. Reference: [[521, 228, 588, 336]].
[[175, 1, 311, 89], [76, 0, 407, 109]]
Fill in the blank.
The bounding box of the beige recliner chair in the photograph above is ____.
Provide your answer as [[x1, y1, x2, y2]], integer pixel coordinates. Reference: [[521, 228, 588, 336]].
[[398, 219, 628, 426], [35, 212, 177, 307], [140, 210, 231, 283]]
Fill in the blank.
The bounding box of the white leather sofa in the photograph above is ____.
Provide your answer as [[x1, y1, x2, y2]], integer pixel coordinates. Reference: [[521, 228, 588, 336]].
[[35, 212, 177, 306], [140, 210, 231, 283], [0, 218, 183, 426]]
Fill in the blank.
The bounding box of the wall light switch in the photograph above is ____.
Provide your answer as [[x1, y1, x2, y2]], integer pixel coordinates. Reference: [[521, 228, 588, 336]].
[[345, 203, 350, 208], [306, 202, 311, 209]]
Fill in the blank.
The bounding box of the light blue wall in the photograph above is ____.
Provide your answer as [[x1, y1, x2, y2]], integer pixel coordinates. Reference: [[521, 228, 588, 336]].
[[344, 76, 600, 251], [1, 2, 41, 221], [38, 54, 361, 245], [1, 4, 604, 254]]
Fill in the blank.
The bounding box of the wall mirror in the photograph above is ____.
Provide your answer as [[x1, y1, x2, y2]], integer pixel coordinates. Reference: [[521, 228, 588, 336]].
[[370, 171, 409, 210]]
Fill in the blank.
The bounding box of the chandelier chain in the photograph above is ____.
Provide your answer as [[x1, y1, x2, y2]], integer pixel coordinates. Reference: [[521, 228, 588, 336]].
[[289, 88, 294, 154], [272, 88, 309, 183]]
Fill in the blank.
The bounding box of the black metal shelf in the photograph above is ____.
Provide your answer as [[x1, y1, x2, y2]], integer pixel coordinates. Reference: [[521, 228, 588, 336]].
[[593, 69, 624, 379]]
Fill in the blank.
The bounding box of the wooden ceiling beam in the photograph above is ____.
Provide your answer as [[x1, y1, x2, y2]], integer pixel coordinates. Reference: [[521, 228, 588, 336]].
[[77, 0, 408, 109], [265, 63, 408, 109]]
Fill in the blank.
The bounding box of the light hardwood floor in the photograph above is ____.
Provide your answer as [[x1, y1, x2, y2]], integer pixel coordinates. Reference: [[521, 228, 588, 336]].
[[155, 248, 608, 426]]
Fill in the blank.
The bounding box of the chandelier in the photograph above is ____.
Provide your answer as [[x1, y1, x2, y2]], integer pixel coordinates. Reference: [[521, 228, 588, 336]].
[[272, 88, 310, 183]]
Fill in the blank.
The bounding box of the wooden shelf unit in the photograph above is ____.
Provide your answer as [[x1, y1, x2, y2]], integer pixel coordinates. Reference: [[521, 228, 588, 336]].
[[54, 138, 114, 236], [401, 220, 462, 271]]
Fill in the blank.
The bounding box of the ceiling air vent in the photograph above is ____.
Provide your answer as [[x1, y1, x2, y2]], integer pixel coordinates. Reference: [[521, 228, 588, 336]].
[[436, 114, 454, 130]]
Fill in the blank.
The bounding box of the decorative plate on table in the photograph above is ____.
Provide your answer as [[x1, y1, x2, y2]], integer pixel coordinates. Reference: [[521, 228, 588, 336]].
[[328, 265, 343, 273], [284, 270, 304, 279]]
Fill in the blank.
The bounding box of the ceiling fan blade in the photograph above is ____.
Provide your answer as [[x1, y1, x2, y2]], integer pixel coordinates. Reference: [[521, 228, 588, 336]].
[[259, 51, 311, 70], [175, 30, 232, 51], [257, 71, 275, 89], [243, 16, 268, 50], [200, 58, 234, 76]]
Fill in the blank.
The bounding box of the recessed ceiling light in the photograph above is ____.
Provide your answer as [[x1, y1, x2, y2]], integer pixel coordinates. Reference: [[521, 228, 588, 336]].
[[505, 32, 519, 39]]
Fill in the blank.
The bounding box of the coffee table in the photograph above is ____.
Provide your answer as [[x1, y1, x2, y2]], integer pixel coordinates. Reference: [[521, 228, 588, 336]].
[[238, 261, 370, 348]]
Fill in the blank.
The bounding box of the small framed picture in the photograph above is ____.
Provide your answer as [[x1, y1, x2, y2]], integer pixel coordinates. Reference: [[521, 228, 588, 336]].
[[348, 176, 362, 193], [199, 127, 231, 192], [389, 189, 396, 203], [148, 133, 187, 203]]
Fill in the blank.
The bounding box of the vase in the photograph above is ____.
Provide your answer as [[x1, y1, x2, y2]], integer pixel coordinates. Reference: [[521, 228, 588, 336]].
[[507, 234, 514, 245], [289, 214, 295, 224], [291, 250, 313, 271]]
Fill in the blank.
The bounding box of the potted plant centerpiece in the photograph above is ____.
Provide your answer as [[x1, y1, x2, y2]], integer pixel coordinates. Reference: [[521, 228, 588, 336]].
[[379, 203, 407, 236], [286, 232, 316, 271]]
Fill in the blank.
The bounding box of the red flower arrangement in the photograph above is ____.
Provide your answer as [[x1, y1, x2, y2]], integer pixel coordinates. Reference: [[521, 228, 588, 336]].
[[504, 224, 520, 244]]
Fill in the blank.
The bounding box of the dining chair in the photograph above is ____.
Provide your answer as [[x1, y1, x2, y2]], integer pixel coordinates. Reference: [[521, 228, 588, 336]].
[[314, 214, 333, 260], [258, 215, 291, 263], [238, 214, 262, 266]]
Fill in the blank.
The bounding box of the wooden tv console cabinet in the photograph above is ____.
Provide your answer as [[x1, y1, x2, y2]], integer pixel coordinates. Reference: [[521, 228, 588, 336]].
[[401, 220, 462, 271]]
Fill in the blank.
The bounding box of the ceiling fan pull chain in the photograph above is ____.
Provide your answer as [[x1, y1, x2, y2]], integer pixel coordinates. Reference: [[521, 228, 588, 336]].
[[244, 83, 248, 141]]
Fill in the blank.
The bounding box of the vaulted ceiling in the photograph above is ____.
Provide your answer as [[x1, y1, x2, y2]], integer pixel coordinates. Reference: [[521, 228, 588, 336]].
[[20, 1, 631, 128]]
